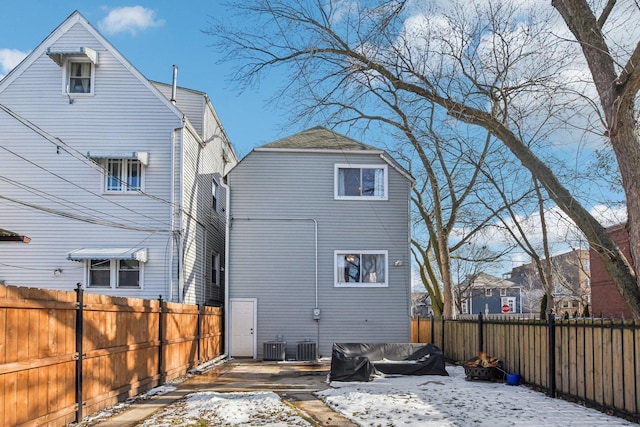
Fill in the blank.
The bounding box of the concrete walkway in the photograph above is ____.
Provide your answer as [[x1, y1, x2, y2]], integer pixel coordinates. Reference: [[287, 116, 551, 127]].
[[90, 359, 357, 427]]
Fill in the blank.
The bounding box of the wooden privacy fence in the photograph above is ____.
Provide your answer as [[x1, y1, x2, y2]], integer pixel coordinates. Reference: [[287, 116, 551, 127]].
[[412, 315, 640, 422], [0, 283, 223, 427]]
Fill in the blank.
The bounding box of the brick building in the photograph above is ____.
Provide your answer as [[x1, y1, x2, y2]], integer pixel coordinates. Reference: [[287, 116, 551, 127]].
[[589, 223, 634, 318]]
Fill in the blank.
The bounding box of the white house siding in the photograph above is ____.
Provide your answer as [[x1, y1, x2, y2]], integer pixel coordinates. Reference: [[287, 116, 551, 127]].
[[228, 150, 412, 358], [178, 100, 236, 305], [0, 15, 185, 300], [152, 83, 205, 137]]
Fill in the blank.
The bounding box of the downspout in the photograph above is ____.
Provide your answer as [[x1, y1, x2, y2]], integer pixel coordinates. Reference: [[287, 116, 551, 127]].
[[169, 128, 177, 300], [178, 137, 185, 303], [221, 180, 231, 357]]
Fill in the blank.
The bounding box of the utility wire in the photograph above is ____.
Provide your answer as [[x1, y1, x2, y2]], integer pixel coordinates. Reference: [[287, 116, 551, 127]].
[[0, 194, 167, 232], [0, 103, 176, 209], [0, 174, 166, 232], [0, 144, 171, 228]]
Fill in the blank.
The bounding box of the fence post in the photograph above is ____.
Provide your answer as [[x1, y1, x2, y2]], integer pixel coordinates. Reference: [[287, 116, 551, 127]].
[[548, 311, 556, 397], [74, 283, 84, 422], [430, 314, 434, 345], [440, 315, 445, 354], [158, 295, 165, 385], [478, 312, 484, 354], [197, 304, 202, 364]]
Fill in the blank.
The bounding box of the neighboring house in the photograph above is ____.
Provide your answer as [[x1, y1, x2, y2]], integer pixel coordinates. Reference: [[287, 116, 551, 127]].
[[508, 249, 591, 317], [457, 272, 522, 315], [412, 292, 433, 317], [225, 127, 414, 359], [589, 223, 634, 318], [0, 11, 237, 304]]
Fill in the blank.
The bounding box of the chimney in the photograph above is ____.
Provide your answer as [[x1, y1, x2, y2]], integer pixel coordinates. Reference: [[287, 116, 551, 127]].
[[170, 64, 178, 105]]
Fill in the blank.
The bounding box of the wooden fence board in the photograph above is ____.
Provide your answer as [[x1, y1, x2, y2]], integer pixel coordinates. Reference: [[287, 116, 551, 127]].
[[0, 284, 223, 427], [612, 327, 624, 410]]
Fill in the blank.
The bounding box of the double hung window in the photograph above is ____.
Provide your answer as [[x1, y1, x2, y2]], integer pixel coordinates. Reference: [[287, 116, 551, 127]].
[[67, 60, 94, 94], [335, 250, 388, 287], [88, 259, 141, 288], [335, 164, 387, 200], [105, 158, 143, 192]]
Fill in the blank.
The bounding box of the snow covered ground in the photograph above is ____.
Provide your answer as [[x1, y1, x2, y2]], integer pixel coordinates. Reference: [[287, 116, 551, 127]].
[[92, 365, 638, 426]]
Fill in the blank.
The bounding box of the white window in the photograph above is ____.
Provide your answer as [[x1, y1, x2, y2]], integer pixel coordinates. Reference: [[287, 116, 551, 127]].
[[211, 253, 220, 286], [66, 60, 94, 94], [335, 164, 387, 200], [500, 288, 507, 296], [485, 288, 492, 297], [335, 250, 388, 287], [88, 259, 141, 288], [461, 300, 469, 314], [501, 296, 516, 312], [212, 179, 219, 211], [104, 158, 143, 193]]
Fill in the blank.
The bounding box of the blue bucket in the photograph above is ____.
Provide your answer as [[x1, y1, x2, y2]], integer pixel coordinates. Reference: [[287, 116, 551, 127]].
[[506, 373, 520, 386]]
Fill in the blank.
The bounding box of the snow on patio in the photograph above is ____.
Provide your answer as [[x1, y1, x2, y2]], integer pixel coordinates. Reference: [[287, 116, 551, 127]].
[[116, 365, 637, 426]]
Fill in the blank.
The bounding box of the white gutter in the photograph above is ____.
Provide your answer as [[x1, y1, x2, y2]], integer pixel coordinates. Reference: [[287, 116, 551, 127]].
[[221, 179, 231, 356]]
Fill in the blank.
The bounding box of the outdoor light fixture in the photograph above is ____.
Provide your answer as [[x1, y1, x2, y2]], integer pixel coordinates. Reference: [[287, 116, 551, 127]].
[[53, 268, 63, 276]]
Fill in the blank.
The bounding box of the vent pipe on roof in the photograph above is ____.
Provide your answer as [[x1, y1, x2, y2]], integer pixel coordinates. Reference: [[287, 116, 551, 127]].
[[170, 64, 178, 105]]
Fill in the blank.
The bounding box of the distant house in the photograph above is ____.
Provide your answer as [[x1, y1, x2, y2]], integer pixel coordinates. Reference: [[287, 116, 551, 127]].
[[458, 272, 521, 315], [0, 11, 237, 304], [412, 292, 433, 317], [225, 127, 414, 359], [508, 249, 591, 317], [589, 223, 634, 318]]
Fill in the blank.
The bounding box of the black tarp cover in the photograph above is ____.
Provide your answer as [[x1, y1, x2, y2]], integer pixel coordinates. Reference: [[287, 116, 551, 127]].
[[330, 343, 449, 381]]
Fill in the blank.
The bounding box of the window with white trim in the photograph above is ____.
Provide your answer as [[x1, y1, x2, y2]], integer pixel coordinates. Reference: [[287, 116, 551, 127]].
[[335, 250, 388, 287], [212, 179, 219, 211], [500, 288, 507, 296], [104, 158, 143, 193], [66, 60, 94, 94], [335, 164, 387, 200], [211, 253, 220, 286], [88, 259, 141, 288], [485, 288, 492, 297]]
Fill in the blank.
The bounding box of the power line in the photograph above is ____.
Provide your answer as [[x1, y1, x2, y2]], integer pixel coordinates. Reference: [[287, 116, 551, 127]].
[[0, 103, 177, 210], [0, 174, 166, 232], [0, 144, 171, 228], [0, 193, 168, 232]]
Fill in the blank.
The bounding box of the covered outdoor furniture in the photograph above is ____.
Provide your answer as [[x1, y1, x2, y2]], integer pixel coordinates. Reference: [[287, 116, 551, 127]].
[[330, 343, 449, 381]]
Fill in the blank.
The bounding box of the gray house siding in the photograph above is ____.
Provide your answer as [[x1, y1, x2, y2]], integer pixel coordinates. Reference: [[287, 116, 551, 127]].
[[228, 147, 412, 358]]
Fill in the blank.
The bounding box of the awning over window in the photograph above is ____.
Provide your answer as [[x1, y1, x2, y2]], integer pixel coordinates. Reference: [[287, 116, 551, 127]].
[[46, 47, 98, 66], [87, 151, 148, 165], [67, 248, 147, 262], [0, 228, 30, 243]]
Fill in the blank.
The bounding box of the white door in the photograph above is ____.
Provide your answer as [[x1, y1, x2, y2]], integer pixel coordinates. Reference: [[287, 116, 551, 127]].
[[230, 299, 256, 358]]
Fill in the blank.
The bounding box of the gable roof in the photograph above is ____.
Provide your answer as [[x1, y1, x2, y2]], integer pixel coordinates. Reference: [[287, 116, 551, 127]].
[[253, 126, 414, 183], [259, 126, 380, 151], [460, 272, 519, 289], [0, 11, 182, 119]]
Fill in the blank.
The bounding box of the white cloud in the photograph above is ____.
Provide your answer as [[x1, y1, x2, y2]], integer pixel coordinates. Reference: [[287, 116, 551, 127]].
[[0, 48, 28, 79], [99, 6, 164, 35]]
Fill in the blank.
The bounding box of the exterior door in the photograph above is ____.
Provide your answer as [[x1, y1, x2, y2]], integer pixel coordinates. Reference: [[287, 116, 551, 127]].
[[230, 298, 256, 358]]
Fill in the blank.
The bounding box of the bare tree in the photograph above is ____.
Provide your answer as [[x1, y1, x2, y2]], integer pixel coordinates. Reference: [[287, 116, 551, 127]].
[[552, 0, 640, 315], [209, 0, 640, 316]]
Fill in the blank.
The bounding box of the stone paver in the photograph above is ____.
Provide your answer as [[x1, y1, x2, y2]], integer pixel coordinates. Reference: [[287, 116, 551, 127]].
[[88, 359, 356, 427]]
